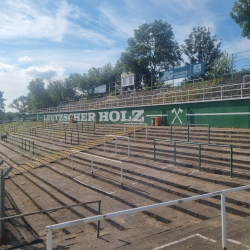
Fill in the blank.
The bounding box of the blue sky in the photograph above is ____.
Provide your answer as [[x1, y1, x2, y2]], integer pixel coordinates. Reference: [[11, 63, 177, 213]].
[[1, 0, 250, 110]]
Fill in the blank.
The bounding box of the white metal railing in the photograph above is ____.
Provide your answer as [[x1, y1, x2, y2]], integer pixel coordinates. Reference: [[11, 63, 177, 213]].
[[46, 184, 250, 250], [104, 135, 130, 157], [27, 81, 250, 115], [70, 150, 123, 186], [124, 123, 147, 139]]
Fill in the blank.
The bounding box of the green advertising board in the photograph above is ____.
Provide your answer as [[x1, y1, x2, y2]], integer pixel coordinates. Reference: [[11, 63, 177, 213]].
[[25, 97, 250, 128]]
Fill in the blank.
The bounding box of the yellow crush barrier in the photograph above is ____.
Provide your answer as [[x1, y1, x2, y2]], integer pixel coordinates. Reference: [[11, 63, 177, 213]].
[[20, 165, 29, 171], [25, 163, 35, 169]]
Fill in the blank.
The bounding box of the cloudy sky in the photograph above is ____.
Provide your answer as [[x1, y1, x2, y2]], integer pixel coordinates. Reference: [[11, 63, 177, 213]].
[[1, 0, 250, 111]]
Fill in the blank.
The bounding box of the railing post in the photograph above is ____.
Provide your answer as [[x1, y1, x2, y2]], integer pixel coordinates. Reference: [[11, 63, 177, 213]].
[[230, 146, 233, 178], [221, 193, 227, 250], [121, 163, 123, 188], [91, 156, 93, 177], [134, 124, 135, 138], [82, 122, 83, 133], [146, 124, 148, 139], [25, 139, 26, 151], [33, 141, 34, 155], [78, 132, 79, 145], [97, 201, 101, 238], [174, 142, 176, 166], [94, 122, 95, 134], [199, 144, 201, 171], [170, 125, 172, 140], [124, 124, 125, 135], [65, 131, 66, 143], [46, 228, 53, 250], [29, 140, 30, 152], [154, 140, 156, 162], [241, 83, 243, 97], [208, 125, 210, 144], [128, 137, 130, 157], [71, 132, 72, 145], [71, 153, 73, 170], [115, 138, 117, 154], [188, 125, 190, 142]]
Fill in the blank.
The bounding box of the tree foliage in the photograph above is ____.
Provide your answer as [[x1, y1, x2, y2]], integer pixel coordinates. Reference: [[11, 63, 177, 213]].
[[230, 0, 250, 39], [182, 27, 223, 77], [119, 20, 182, 84], [9, 96, 29, 116], [0, 91, 5, 112]]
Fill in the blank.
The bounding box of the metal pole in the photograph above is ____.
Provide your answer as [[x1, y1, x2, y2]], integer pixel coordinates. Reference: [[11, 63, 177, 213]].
[[46, 228, 53, 250], [91, 156, 93, 177], [71, 132, 72, 145], [82, 123, 83, 133], [230, 146, 233, 178], [170, 125, 172, 140], [188, 125, 190, 142], [199, 144, 201, 171], [154, 140, 156, 162], [65, 132, 66, 143], [78, 133, 79, 145], [25, 140, 26, 151], [221, 193, 227, 250], [71, 153, 73, 170], [115, 138, 117, 154], [208, 125, 210, 144], [104, 137, 106, 152], [97, 201, 101, 238], [124, 124, 125, 135], [128, 138, 130, 157], [231, 53, 234, 84], [29, 140, 30, 152], [0, 169, 4, 242], [146, 124, 148, 139], [121, 163, 123, 188], [174, 142, 176, 166], [134, 124, 135, 138]]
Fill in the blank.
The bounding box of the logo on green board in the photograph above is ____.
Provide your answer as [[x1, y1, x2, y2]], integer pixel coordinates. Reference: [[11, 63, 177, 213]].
[[172, 108, 183, 124]]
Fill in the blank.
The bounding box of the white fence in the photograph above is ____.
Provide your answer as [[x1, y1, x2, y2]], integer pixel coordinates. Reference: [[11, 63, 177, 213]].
[[27, 81, 250, 115], [104, 135, 130, 157], [124, 123, 147, 139], [70, 150, 123, 186], [45, 184, 250, 250]]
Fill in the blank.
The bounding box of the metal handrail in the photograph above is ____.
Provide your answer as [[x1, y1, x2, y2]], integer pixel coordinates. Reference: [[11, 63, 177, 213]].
[[71, 150, 123, 187], [170, 123, 210, 143], [45, 184, 250, 250], [27, 81, 250, 115], [123, 123, 148, 139], [104, 135, 130, 157], [154, 139, 233, 177]]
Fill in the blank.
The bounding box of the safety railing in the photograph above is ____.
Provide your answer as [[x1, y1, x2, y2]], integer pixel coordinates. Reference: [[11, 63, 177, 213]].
[[104, 135, 130, 157], [154, 139, 233, 177], [30, 127, 37, 137], [65, 131, 80, 145], [170, 123, 210, 143], [71, 150, 123, 187], [123, 123, 147, 139], [0, 200, 102, 238], [46, 184, 250, 250], [5, 134, 35, 154], [27, 81, 250, 115]]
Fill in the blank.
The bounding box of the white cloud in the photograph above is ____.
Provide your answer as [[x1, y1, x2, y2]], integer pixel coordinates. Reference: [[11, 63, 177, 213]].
[[18, 56, 32, 62], [20, 65, 65, 79], [0, 62, 15, 74], [0, 0, 114, 45]]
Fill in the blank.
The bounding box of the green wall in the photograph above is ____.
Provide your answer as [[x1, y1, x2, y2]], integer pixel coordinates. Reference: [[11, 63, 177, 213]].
[[25, 98, 250, 128]]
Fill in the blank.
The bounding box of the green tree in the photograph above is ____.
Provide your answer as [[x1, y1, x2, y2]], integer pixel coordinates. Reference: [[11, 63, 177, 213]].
[[9, 96, 29, 116], [27, 78, 51, 110], [0, 91, 5, 113], [47, 79, 75, 106], [182, 27, 223, 77], [209, 52, 237, 78], [230, 0, 250, 39], [119, 20, 182, 85]]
